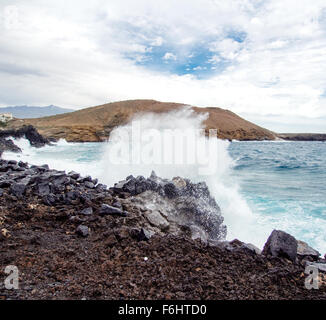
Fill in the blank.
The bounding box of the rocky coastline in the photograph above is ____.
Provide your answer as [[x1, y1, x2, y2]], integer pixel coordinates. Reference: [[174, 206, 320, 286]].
[[0, 125, 50, 156], [0, 127, 326, 300], [277, 133, 326, 142]]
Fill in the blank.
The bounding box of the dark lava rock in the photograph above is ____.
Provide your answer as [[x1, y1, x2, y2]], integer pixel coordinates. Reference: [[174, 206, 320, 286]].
[[240, 243, 262, 255], [96, 184, 107, 192], [18, 161, 28, 168], [0, 125, 49, 152], [297, 240, 320, 261], [0, 139, 21, 155], [0, 180, 12, 188], [65, 191, 79, 201], [81, 207, 93, 216], [112, 172, 227, 241], [112, 200, 122, 209], [82, 176, 92, 183], [262, 229, 298, 262], [0, 188, 3, 197], [76, 225, 89, 237], [43, 194, 57, 206], [52, 175, 70, 188], [130, 228, 152, 241], [68, 171, 80, 180], [22, 125, 49, 148], [84, 181, 95, 189], [10, 183, 26, 197], [37, 183, 50, 196], [163, 182, 178, 198], [99, 204, 127, 217]]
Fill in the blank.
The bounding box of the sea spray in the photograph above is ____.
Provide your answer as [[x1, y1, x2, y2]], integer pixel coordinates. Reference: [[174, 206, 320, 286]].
[[2, 138, 105, 178], [98, 107, 256, 243], [1, 108, 261, 245]]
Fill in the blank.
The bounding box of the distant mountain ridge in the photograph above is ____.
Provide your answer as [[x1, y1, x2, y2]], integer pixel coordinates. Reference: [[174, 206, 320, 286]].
[[0, 105, 74, 119]]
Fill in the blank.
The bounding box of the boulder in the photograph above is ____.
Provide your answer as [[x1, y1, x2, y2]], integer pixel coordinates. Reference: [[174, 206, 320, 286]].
[[68, 171, 80, 180], [84, 181, 95, 189], [82, 176, 92, 183], [99, 204, 127, 217], [52, 175, 70, 188], [76, 225, 89, 237], [297, 240, 320, 260], [112, 200, 122, 209], [210, 240, 236, 251], [127, 173, 227, 242], [0, 138, 22, 155], [122, 179, 136, 194], [240, 243, 262, 255], [43, 194, 57, 206], [10, 183, 26, 197], [262, 230, 298, 262], [130, 228, 153, 241], [37, 183, 50, 196], [146, 210, 170, 231], [81, 207, 93, 216], [96, 184, 107, 192], [65, 191, 79, 202], [163, 182, 178, 198], [21, 125, 49, 148], [18, 161, 28, 168], [0, 180, 12, 188]]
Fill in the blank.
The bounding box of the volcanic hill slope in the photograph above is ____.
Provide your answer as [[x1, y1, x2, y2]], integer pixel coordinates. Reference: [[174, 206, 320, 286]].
[[7, 100, 276, 142]]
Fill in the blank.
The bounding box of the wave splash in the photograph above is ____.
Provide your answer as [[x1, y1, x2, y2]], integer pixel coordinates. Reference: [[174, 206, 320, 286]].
[[2, 108, 261, 244]]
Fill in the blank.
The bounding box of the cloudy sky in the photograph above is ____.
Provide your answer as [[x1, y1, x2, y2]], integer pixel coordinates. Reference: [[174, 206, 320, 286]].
[[0, 0, 326, 132]]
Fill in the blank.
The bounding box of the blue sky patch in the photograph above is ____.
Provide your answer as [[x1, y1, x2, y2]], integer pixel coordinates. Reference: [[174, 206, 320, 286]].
[[226, 30, 247, 43], [125, 42, 232, 78]]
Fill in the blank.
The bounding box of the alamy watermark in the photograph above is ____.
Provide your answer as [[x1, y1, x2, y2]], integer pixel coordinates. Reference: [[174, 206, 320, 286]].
[[3, 265, 19, 290], [1, 5, 20, 30], [305, 265, 319, 290], [108, 123, 221, 176]]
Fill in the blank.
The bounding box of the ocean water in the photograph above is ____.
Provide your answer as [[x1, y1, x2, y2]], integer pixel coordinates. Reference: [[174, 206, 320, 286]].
[[229, 141, 326, 254]]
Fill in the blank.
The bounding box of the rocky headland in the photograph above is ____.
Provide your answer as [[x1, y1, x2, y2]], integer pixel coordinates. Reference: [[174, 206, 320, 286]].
[[5, 100, 277, 142], [4, 101, 326, 143], [0, 125, 50, 156]]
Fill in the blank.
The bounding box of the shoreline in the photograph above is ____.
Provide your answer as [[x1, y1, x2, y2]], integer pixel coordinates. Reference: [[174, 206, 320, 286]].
[[0, 157, 325, 299], [1, 126, 326, 299]]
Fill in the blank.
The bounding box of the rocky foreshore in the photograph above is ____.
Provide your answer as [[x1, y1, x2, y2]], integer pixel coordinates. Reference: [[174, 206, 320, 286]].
[[0, 157, 326, 300]]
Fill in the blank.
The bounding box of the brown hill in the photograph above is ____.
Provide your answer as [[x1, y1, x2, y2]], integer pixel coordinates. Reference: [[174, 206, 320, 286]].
[[7, 99, 276, 142]]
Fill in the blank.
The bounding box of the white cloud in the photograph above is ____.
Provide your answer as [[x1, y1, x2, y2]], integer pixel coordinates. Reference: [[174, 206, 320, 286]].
[[0, 0, 326, 132], [209, 38, 242, 60], [151, 36, 163, 46], [163, 52, 177, 61]]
